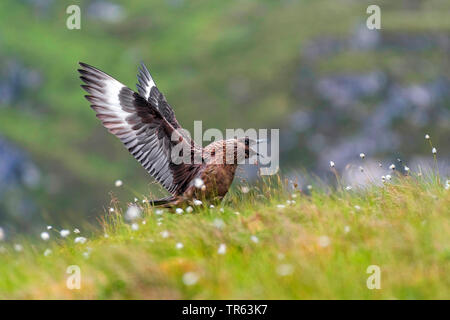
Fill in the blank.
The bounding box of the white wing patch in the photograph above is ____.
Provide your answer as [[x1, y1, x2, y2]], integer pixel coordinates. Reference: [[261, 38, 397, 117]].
[[137, 63, 156, 101]]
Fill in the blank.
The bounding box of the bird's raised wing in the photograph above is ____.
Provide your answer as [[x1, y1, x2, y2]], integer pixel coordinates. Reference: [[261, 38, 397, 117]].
[[79, 62, 202, 195], [136, 63, 182, 130]]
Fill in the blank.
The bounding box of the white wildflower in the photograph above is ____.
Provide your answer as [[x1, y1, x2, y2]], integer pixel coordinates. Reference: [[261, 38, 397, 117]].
[[250, 235, 259, 243], [131, 223, 139, 231], [389, 164, 396, 170], [404, 166, 410, 172], [194, 178, 204, 189], [186, 206, 193, 213], [344, 226, 351, 234], [109, 207, 115, 212], [60, 229, 70, 238], [114, 179, 123, 187], [209, 205, 215, 209], [14, 244, 23, 252], [0, 227, 4, 241], [292, 193, 298, 198], [176, 242, 184, 250], [345, 186, 352, 191], [425, 134, 430, 140], [432, 147, 437, 154], [40, 232, 50, 241], [47, 225, 52, 230], [182, 272, 199, 286], [386, 174, 392, 181], [234, 211, 240, 215], [359, 153, 365, 159], [175, 208, 184, 215], [134, 197, 138, 203], [155, 209, 164, 215], [74, 236, 87, 244], [193, 199, 202, 206], [44, 249, 52, 257], [307, 185, 312, 190], [381, 176, 386, 182], [160, 230, 170, 238], [329, 161, 335, 168], [359, 166, 364, 172], [276, 264, 293, 276], [276, 204, 286, 209], [241, 186, 250, 194], [125, 205, 141, 221], [73, 228, 80, 234], [318, 235, 330, 248], [219, 207, 224, 213], [217, 243, 227, 255], [354, 205, 361, 211]]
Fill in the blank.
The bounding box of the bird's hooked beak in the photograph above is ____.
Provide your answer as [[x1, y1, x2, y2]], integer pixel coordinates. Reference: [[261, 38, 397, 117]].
[[251, 139, 267, 158]]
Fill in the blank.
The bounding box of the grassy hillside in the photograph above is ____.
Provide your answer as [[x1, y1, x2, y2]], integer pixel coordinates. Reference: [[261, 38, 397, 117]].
[[1, 0, 449, 229], [1, 172, 448, 299]]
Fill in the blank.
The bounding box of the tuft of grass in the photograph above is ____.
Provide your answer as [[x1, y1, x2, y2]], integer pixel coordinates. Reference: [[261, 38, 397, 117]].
[[0, 173, 448, 299]]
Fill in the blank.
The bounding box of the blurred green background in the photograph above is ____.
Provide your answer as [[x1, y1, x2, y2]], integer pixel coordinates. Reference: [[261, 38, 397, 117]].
[[0, 0, 449, 233]]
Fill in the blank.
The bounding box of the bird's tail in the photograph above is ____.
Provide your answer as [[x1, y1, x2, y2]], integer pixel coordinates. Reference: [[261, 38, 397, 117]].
[[149, 196, 177, 207]]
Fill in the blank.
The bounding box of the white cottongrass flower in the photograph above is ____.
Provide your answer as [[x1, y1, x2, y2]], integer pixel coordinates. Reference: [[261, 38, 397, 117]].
[[14, 244, 23, 252], [425, 134, 430, 140], [404, 166, 410, 172], [389, 164, 396, 170], [176, 242, 184, 249], [194, 178, 204, 189], [209, 204, 215, 209], [40, 232, 50, 241], [329, 161, 335, 168], [47, 225, 52, 230], [114, 179, 123, 187], [160, 230, 170, 238], [0, 227, 4, 241], [175, 208, 184, 214], [182, 272, 199, 286], [125, 205, 141, 221], [73, 228, 80, 234], [354, 205, 361, 211], [44, 248, 52, 257], [381, 176, 386, 182], [213, 218, 225, 229], [219, 207, 224, 213], [74, 236, 87, 244], [186, 206, 193, 213], [83, 251, 90, 259], [359, 153, 365, 159], [241, 186, 250, 194], [276, 204, 286, 209], [378, 163, 383, 167], [131, 223, 139, 231], [193, 199, 202, 206], [386, 174, 392, 181], [292, 193, 298, 198], [60, 229, 70, 238], [345, 186, 352, 191], [134, 197, 138, 203], [217, 243, 227, 255], [234, 211, 240, 215], [155, 209, 164, 215], [307, 185, 312, 190], [201, 185, 206, 191], [344, 226, 351, 234], [359, 166, 364, 172], [432, 147, 437, 154], [276, 264, 293, 276], [250, 235, 259, 243], [109, 207, 115, 212], [318, 235, 330, 248]]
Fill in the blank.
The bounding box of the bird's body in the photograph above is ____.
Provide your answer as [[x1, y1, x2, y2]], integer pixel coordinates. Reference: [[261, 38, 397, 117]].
[[79, 62, 259, 207]]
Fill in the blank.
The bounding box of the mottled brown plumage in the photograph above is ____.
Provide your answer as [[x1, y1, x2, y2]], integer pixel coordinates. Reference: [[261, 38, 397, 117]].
[[78, 62, 260, 207]]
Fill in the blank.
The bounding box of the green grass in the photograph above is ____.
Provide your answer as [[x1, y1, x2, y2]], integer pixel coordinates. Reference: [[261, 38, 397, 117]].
[[0, 174, 448, 299]]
